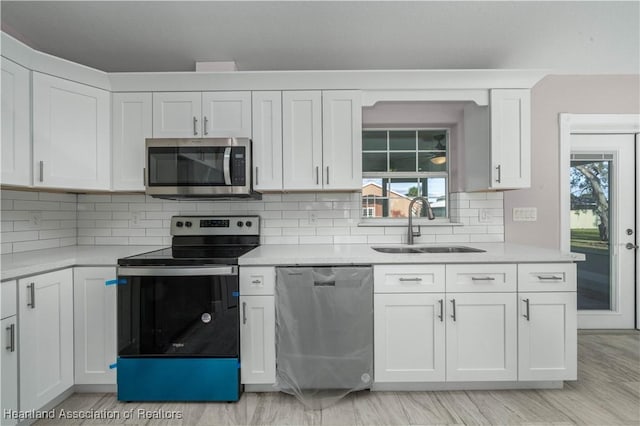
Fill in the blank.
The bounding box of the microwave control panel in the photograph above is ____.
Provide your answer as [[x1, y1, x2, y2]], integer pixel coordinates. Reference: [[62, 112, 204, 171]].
[[231, 148, 246, 185]]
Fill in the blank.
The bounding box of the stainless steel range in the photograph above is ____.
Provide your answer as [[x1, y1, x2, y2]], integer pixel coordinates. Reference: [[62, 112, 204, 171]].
[[116, 215, 259, 402]]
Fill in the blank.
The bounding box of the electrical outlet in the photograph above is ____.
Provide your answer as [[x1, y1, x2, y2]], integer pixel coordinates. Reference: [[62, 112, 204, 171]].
[[308, 211, 318, 224], [131, 212, 141, 226], [478, 208, 493, 224], [513, 207, 537, 222], [29, 211, 43, 227]]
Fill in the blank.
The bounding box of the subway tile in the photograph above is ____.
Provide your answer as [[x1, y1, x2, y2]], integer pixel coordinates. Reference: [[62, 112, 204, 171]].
[[13, 200, 60, 211], [113, 228, 145, 237], [1, 230, 39, 242], [130, 203, 163, 211], [453, 192, 488, 201], [78, 211, 112, 220], [110, 194, 146, 203], [59, 202, 77, 211], [95, 236, 130, 245], [146, 228, 170, 237], [298, 218, 333, 228], [133, 219, 163, 228], [454, 226, 488, 234], [366, 235, 403, 244], [384, 227, 407, 235], [411, 234, 437, 244], [77, 203, 95, 211], [79, 228, 111, 237], [77, 220, 95, 228], [301, 201, 333, 211], [281, 193, 316, 202], [435, 234, 471, 243], [470, 234, 504, 243], [129, 236, 164, 245], [316, 209, 350, 219], [264, 219, 299, 228], [261, 228, 283, 236], [1, 222, 13, 232], [316, 193, 352, 202], [333, 236, 367, 244], [316, 227, 349, 236], [60, 237, 77, 247], [263, 236, 298, 245], [2, 190, 38, 200], [350, 226, 385, 236], [487, 225, 505, 234], [39, 228, 76, 239], [332, 201, 357, 210], [95, 220, 129, 229], [257, 211, 282, 219], [39, 192, 77, 202], [469, 200, 503, 209], [95, 203, 129, 211], [265, 202, 300, 211], [456, 208, 480, 218], [260, 194, 282, 202], [299, 236, 333, 244], [60, 220, 77, 229], [486, 192, 503, 200], [282, 211, 309, 219], [332, 218, 357, 227], [42, 211, 76, 220], [282, 227, 316, 236], [145, 211, 176, 220], [1, 243, 13, 254], [78, 194, 112, 203], [77, 236, 95, 245], [1, 199, 13, 210], [12, 239, 60, 253]]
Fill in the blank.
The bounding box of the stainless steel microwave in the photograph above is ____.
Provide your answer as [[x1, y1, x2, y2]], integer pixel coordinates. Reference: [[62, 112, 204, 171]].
[[144, 137, 259, 199]]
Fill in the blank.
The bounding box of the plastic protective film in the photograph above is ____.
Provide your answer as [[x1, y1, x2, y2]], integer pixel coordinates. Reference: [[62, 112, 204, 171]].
[[275, 266, 373, 409]]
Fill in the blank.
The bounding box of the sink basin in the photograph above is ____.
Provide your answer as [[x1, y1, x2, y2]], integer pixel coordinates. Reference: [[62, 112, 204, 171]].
[[373, 246, 486, 254]]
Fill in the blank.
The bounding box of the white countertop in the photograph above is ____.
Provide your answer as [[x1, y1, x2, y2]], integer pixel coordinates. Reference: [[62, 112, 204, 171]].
[[239, 243, 585, 266], [1, 243, 584, 281], [1, 245, 163, 281]]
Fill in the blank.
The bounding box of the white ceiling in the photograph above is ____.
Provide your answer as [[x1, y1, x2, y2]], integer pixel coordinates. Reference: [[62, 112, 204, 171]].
[[1, 1, 638, 74]]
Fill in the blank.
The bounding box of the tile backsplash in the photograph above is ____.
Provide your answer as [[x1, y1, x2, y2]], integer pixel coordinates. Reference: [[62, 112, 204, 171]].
[[1, 190, 503, 254]]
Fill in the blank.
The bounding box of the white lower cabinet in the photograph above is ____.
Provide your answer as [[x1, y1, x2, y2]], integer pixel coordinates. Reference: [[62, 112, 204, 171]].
[[374, 293, 445, 382], [1, 280, 18, 426], [73, 267, 117, 385], [240, 295, 276, 384], [445, 292, 517, 381], [18, 269, 74, 412], [518, 292, 577, 381]]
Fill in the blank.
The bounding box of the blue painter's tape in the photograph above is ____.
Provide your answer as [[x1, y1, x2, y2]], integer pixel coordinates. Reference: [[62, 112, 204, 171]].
[[109, 362, 117, 369], [232, 291, 239, 297], [105, 278, 127, 286], [237, 361, 241, 369]]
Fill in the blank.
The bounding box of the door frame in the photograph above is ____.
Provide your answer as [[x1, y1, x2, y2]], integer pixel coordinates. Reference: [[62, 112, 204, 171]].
[[559, 113, 640, 329]]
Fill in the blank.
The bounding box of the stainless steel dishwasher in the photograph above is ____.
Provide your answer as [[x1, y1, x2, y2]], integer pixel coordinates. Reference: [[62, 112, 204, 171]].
[[275, 266, 373, 407]]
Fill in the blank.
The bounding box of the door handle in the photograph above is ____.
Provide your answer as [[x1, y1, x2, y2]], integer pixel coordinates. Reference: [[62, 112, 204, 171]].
[[6, 324, 15, 352], [450, 299, 456, 322], [523, 298, 530, 321], [27, 283, 35, 308], [316, 166, 319, 185], [223, 147, 232, 185], [203, 116, 209, 136], [39, 161, 44, 182], [242, 302, 247, 325], [255, 167, 259, 186], [626, 243, 639, 250], [193, 116, 198, 136], [438, 299, 443, 322], [326, 166, 329, 185]]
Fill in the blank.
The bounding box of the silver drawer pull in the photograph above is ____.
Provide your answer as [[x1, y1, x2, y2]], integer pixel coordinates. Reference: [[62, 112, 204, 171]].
[[399, 277, 422, 282], [536, 275, 563, 281], [251, 279, 261, 284], [438, 299, 444, 322], [6, 324, 15, 352], [242, 302, 247, 325], [523, 298, 530, 321], [471, 277, 495, 281], [450, 299, 456, 322], [27, 283, 36, 308]]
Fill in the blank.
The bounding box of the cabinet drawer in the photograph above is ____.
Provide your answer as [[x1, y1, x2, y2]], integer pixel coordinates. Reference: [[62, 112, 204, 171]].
[[446, 264, 516, 292], [240, 267, 275, 295], [374, 265, 445, 293], [1, 280, 17, 319], [518, 263, 576, 292]]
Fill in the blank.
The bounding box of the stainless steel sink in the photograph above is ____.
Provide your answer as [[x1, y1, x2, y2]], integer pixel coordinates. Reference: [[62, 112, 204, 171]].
[[373, 246, 486, 254]]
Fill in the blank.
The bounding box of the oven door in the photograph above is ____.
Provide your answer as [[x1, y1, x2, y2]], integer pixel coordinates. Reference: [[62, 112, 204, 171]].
[[117, 266, 239, 358], [145, 138, 250, 196]]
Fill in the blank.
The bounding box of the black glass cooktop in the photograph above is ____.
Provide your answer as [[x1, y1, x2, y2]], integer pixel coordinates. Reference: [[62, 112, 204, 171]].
[[118, 245, 258, 266]]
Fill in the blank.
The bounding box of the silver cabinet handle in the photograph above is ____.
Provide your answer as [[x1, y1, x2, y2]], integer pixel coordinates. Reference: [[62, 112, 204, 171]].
[[399, 277, 422, 282], [450, 299, 456, 322], [523, 298, 530, 321], [536, 275, 563, 281], [203, 116, 209, 135], [27, 283, 35, 308], [471, 277, 495, 281], [495, 164, 501, 183], [626, 243, 639, 250], [438, 299, 443, 322], [315, 166, 319, 185], [251, 279, 261, 284], [326, 166, 329, 185], [193, 116, 198, 136], [255, 167, 259, 186], [242, 302, 247, 325], [6, 324, 15, 352], [39, 161, 44, 182]]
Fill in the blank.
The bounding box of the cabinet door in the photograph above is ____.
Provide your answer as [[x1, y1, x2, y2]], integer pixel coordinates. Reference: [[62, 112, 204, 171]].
[[490, 89, 531, 189], [1, 316, 18, 426], [112, 93, 152, 191], [1, 58, 31, 186], [518, 292, 577, 381], [19, 269, 73, 411], [322, 90, 362, 190], [202, 91, 252, 137], [374, 293, 445, 382], [73, 267, 117, 385], [240, 295, 275, 384], [32, 72, 110, 190], [152, 92, 202, 138], [446, 292, 517, 381], [282, 91, 322, 190], [252, 91, 283, 191]]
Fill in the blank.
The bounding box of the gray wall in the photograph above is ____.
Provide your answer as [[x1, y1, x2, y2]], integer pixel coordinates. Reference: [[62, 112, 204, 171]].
[[504, 74, 640, 249]]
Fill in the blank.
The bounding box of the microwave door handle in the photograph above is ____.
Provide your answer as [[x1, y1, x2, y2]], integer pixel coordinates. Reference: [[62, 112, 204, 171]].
[[223, 147, 232, 185]]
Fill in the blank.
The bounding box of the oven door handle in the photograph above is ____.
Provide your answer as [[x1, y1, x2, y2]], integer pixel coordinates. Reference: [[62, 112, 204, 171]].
[[117, 266, 238, 276], [223, 147, 232, 185]]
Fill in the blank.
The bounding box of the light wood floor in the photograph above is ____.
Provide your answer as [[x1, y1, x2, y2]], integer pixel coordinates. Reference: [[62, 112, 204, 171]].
[[36, 331, 639, 426]]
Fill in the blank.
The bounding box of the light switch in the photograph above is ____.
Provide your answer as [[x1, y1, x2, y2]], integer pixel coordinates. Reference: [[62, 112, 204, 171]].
[[513, 207, 537, 222]]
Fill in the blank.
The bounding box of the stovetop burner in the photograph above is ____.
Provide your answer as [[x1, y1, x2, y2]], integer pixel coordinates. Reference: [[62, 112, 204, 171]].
[[117, 215, 260, 267]]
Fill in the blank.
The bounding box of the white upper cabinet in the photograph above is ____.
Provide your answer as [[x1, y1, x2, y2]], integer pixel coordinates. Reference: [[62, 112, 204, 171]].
[[282, 90, 362, 191], [490, 89, 531, 189], [32, 72, 110, 190], [152, 91, 251, 138], [1, 58, 31, 186], [252, 91, 283, 191], [152, 92, 202, 138], [202, 91, 252, 137], [112, 93, 152, 191], [322, 90, 362, 190]]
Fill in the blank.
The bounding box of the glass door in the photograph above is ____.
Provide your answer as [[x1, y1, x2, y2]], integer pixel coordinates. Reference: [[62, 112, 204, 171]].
[[570, 134, 636, 329]]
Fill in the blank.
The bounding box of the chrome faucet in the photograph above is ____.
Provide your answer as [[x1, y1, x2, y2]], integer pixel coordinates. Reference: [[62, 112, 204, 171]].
[[407, 196, 435, 245]]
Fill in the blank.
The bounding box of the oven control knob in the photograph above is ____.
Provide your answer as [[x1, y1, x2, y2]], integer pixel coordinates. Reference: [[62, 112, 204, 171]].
[[237, 221, 244, 227], [176, 221, 184, 228], [185, 221, 192, 228], [246, 221, 252, 227]]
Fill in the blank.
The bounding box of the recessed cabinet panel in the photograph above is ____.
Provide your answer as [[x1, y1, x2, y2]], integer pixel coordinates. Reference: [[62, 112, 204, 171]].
[[152, 92, 202, 138], [1, 316, 18, 426], [112, 93, 152, 191], [202, 92, 251, 137], [1, 58, 31, 186], [252, 92, 283, 190], [240, 295, 276, 384], [518, 263, 577, 292], [32, 72, 110, 190]]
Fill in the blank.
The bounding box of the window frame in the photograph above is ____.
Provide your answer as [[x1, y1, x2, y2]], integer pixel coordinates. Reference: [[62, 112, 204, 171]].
[[361, 127, 452, 225]]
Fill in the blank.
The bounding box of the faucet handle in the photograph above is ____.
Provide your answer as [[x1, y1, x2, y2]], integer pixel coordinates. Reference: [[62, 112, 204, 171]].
[[412, 225, 421, 238]]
